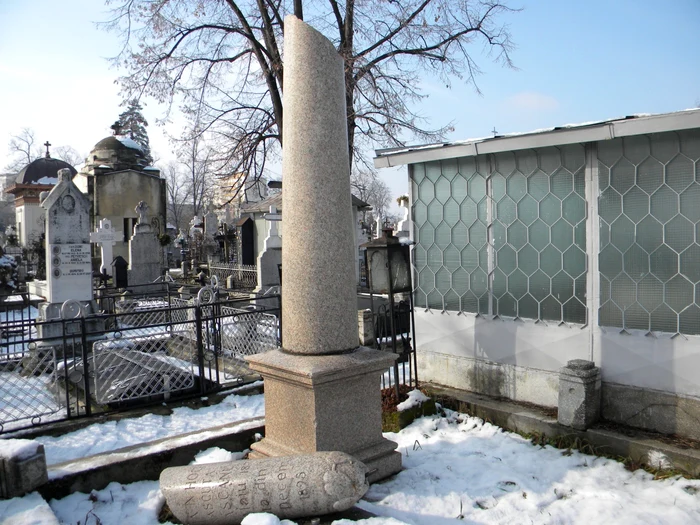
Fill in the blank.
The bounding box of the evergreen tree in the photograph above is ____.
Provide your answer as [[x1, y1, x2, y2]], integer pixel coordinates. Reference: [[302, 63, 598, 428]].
[[117, 99, 153, 165]]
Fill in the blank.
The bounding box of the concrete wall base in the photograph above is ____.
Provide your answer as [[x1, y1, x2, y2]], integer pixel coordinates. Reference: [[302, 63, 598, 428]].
[[602, 382, 700, 439]]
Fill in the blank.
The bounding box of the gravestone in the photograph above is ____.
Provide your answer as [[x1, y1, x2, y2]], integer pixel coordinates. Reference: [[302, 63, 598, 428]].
[[127, 201, 161, 287], [90, 218, 122, 275], [253, 205, 282, 295], [35, 168, 103, 339], [160, 452, 368, 525], [112, 256, 128, 288], [247, 16, 401, 484], [394, 197, 411, 240]]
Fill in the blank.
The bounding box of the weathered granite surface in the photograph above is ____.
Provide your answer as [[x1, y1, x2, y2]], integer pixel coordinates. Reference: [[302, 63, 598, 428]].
[[280, 15, 357, 355], [558, 359, 601, 430], [160, 452, 368, 525], [247, 348, 402, 483], [0, 440, 48, 499]]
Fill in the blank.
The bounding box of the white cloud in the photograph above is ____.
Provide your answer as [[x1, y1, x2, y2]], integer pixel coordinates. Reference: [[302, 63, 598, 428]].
[[505, 91, 560, 111]]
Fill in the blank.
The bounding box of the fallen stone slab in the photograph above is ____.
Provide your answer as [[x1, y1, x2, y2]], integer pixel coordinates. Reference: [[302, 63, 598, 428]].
[[161, 451, 369, 525]]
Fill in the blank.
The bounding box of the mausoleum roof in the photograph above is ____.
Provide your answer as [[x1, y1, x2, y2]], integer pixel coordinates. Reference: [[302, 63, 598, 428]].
[[15, 156, 76, 186], [86, 134, 149, 172]]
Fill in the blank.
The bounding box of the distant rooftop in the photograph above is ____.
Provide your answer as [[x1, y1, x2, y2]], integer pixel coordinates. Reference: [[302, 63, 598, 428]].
[[374, 108, 700, 168]]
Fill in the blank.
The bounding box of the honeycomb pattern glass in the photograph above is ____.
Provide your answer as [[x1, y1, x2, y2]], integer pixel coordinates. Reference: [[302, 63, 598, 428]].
[[493, 147, 586, 323], [597, 130, 700, 334], [411, 145, 587, 324]]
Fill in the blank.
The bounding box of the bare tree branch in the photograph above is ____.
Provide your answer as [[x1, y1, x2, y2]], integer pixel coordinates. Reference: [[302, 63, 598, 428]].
[[103, 0, 517, 195]]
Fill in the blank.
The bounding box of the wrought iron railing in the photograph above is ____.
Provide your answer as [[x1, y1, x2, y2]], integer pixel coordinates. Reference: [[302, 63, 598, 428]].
[[209, 263, 257, 289], [0, 292, 280, 434]]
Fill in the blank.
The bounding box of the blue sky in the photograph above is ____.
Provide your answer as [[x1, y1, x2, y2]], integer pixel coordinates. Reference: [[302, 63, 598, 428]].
[[1, 0, 698, 201]]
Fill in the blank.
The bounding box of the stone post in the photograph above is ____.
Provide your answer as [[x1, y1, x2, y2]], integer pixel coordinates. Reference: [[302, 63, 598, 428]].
[[247, 15, 400, 483], [558, 359, 602, 430]]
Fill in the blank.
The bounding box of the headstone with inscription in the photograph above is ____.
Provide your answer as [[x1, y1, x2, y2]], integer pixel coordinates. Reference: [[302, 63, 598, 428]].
[[128, 201, 162, 287], [42, 169, 92, 303], [34, 168, 104, 340], [160, 452, 368, 525]]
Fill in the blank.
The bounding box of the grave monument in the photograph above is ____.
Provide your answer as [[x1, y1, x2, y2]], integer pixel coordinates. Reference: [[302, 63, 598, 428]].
[[90, 218, 122, 276], [253, 205, 282, 294], [246, 16, 401, 481], [127, 201, 162, 286], [34, 168, 103, 339]]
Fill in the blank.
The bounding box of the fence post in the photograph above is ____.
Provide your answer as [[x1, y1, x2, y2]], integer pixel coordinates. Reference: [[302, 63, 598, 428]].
[[80, 317, 92, 417], [194, 304, 206, 394]]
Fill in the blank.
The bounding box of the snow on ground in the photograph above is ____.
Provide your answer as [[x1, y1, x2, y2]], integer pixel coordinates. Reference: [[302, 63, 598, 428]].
[[35, 386, 264, 465], [2, 401, 700, 524]]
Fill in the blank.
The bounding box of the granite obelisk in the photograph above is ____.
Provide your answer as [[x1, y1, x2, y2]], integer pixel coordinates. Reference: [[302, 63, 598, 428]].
[[247, 16, 401, 482]]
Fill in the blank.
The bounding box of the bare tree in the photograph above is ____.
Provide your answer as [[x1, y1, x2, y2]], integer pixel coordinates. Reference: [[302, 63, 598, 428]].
[[178, 132, 215, 218], [351, 167, 392, 226], [5, 129, 85, 171], [5, 128, 41, 172], [162, 161, 190, 232], [103, 0, 516, 187], [53, 146, 84, 167]]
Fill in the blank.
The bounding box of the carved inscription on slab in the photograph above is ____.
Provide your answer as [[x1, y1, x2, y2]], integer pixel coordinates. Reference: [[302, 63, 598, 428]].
[[160, 452, 368, 525]]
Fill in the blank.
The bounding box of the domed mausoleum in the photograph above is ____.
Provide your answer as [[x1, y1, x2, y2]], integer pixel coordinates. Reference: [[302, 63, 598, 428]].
[[5, 143, 77, 245], [73, 125, 165, 265]]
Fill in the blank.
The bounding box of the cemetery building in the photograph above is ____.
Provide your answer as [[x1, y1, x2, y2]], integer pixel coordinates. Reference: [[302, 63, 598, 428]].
[[374, 109, 700, 438], [212, 172, 269, 225], [73, 132, 166, 265], [5, 145, 77, 246]]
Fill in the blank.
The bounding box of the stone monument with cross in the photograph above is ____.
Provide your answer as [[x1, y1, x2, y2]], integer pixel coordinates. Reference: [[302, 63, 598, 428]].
[[247, 16, 401, 482], [90, 218, 122, 276], [34, 168, 104, 340], [127, 201, 162, 287], [253, 205, 282, 294]]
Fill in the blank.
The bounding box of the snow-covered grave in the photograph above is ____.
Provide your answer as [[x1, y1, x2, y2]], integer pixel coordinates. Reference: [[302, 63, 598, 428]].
[[1, 389, 700, 524]]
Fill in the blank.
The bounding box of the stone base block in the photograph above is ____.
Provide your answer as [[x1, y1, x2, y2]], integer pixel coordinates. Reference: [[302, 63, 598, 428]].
[[0, 441, 48, 499], [247, 347, 402, 483], [558, 359, 601, 430]]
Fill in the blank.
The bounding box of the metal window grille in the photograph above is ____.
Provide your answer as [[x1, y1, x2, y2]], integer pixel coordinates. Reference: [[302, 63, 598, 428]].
[[412, 145, 587, 324], [598, 130, 700, 335]]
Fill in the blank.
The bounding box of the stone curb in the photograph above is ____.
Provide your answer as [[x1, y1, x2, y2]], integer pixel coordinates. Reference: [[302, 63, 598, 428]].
[[427, 384, 700, 477], [40, 417, 265, 500]]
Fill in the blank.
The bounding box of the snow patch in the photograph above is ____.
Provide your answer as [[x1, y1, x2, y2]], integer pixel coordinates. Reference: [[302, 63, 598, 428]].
[[191, 447, 246, 465], [647, 450, 672, 470], [0, 491, 56, 525], [396, 389, 430, 412], [34, 177, 58, 185], [241, 512, 297, 525], [116, 136, 143, 151], [0, 438, 42, 460]]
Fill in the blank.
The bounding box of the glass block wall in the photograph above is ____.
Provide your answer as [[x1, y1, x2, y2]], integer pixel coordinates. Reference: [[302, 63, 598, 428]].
[[598, 130, 700, 335], [411, 145, 588, 323]]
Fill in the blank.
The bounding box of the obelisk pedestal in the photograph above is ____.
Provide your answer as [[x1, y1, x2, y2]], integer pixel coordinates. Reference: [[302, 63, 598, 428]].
[[247, 15, 401, 483]]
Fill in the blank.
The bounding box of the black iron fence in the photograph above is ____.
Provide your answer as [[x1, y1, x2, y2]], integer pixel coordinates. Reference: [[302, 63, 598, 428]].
[[373, 299, 418, 395], [0, 290, 280, 434]]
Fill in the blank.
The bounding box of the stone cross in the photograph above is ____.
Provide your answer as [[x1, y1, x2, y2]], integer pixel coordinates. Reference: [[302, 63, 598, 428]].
[[90, 218, 122, 274], [135, 201, 149, 225], [44, 141, 51, 158], [263, 205, 282, 250]]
